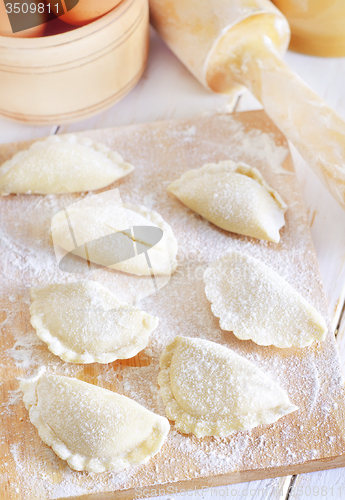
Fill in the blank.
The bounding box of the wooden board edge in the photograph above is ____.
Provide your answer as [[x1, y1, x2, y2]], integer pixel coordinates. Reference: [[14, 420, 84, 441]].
[[59, 455, 345, 500], [0, 110, 276, 161]]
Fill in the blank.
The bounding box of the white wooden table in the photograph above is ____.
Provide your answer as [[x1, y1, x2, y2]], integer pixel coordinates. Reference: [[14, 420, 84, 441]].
[[1, 27, 345, 500]]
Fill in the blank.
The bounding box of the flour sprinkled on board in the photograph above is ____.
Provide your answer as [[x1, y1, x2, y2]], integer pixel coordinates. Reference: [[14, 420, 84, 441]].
[[1, 113, 345, 499]]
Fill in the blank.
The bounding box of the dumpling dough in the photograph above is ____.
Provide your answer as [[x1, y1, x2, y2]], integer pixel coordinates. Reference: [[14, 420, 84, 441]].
[[30, 281, 159, 363], [167, 160, 287, 243], [204, 251, 328, 348], [51, 203, 178, 276], [158, 336, 297, 437], [20, 371, 170, 472], [0, 134, 134, 195]]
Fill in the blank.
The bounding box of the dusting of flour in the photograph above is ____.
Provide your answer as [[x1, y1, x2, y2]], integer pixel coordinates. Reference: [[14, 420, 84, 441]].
[[1, 113, 345, 499]]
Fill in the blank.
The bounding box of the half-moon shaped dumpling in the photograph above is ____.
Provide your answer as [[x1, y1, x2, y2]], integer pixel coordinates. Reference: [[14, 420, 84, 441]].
[[167, 161, 287, 243], [204, 251, 328, 348], [51, 203, 178, 276], [30, 281, 159, 363], [20, 371, 170, 472], [0, 134, 134, 195], [158, 336, 297, 437]]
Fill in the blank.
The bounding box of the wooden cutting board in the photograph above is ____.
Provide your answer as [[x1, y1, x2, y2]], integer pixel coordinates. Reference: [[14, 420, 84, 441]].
[[1, 111, 345, 500]]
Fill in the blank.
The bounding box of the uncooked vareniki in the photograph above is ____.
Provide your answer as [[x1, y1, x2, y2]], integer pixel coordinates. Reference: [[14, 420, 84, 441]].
[[0, 134, 134, 195], [158, 336, 297, 437], [204, 251, 328, 348], [30, 281, 159, 363], [20, 371, 170, 472], [51, 203, 178, 276], [167, 160, 287, 243]]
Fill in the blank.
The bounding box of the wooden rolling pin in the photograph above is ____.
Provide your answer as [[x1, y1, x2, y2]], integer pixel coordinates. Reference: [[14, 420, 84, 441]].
[[149, 0, 345, 210]]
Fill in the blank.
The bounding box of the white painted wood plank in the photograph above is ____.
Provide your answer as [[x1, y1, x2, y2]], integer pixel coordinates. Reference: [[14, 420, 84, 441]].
[[145, 476, 291, 500], [0, 119, 57, 145], [287, 468, 345, 500]]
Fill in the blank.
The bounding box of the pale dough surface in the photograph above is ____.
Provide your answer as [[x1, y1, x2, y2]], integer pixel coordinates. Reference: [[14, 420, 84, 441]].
[[20, 371, 170, 473], [30, 281, 159, 364], [158, 336, 298, 438], [0, 134, 134, 195], [51, 203, 178, 277], [167, 160, 287, 243], [204, 251, 328, 348]]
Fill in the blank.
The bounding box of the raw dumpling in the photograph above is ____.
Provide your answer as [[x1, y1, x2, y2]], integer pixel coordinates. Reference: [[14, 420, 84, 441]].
[[51, 202, 178, 276], [204, 251, 328, 348], [20, 371, 170, 472], [0, 134, 134, 195], [167, 160, 287, 243], [158, 336, 297, 437], [30, 281, 159, 364]]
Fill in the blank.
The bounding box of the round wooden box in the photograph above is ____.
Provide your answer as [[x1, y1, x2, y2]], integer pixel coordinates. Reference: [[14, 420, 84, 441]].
[[0, 0, 149, 124]]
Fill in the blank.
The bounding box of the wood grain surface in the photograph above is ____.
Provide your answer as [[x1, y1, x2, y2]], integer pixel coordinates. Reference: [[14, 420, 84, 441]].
[[1, 111, 345, 500]]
